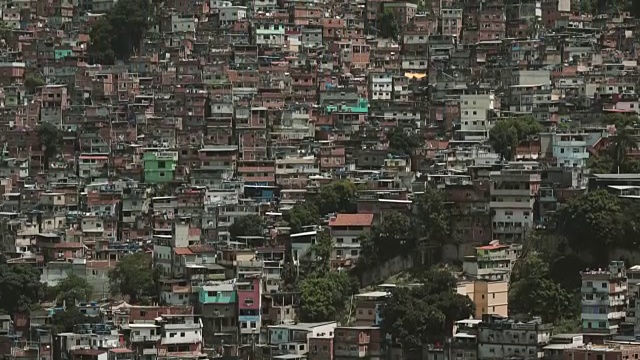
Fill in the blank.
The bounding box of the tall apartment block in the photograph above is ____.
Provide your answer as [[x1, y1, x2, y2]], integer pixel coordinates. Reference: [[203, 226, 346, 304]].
[[580, 261, 628, 343]]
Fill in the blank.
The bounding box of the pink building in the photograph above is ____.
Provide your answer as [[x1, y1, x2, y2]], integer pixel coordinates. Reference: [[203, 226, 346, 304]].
[[237, 276, 262, 344]]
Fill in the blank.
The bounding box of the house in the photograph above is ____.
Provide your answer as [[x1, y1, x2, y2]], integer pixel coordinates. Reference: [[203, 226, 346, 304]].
[[328, 214, 374, 266]]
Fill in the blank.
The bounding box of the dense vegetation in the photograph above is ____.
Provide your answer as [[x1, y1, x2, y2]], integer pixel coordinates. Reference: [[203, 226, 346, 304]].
[[87, 0, 153, 64], [488, 116, 543, 160]]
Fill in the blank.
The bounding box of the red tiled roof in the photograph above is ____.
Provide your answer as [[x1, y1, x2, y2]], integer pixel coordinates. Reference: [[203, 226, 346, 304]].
[[188, 244, 216, 253], [109, 349, 133, 354], [174, 247, 194, 256], [329, 213, 374, 227], [476, 244, 508, 250]]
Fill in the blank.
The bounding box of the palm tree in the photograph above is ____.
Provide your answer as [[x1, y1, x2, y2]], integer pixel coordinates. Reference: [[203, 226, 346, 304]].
[[610, 126, 636, 171]]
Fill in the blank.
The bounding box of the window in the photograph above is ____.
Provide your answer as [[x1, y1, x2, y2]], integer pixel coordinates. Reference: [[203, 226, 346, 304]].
[[602, 282, 608, 288], [180, 332, 185, 337], [351, 250, 358, 256]]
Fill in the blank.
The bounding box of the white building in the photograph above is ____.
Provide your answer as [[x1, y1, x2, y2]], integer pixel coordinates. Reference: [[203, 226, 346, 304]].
[[268, 322, 337, 357], [490, 161, 540, 242], [369, 74, 393, 101], [159, 314, 203, 351], [459, 93, 495, 141], [580, 261, 628, 335], [170, 14, 197, 33], [551, 132, 589, 168], [218, 6, 247, 26], [462, 241, 521, 282], [328, 214, 374, 264], [478, 315, 552, 360]]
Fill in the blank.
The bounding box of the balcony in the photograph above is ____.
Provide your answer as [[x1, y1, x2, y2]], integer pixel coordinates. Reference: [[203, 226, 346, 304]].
[[142, 349, 158, 355], [131, 335, 161, 342]]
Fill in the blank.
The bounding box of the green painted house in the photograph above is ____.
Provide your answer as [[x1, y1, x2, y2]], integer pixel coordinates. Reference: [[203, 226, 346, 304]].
[[143, 150, 178, 183]]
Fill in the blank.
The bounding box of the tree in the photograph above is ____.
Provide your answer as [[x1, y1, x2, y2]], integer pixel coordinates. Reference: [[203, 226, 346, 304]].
[[313, 180, 359, 215], [229, 214, 264, 241], [308, 232, 333, 273], [51, 307, 99, 334], [556, 190, 625, 265], [382, 268, 474, 358], [610, 126, 638, 170], [51, 274, 93, 307], [88, 17, 115, 65], [299, 272, 355, 322], [358, 211, 413, 268], [488, 117, 543, 160], [24, 75, 45, 94], [587, 154, 614, 174], [109, 253, 158, 304], [379, 10, 399, 40], [601, 113, 638, 128], [37, 123, 63, 170], [386, 127, 421, 156], [412, 186, 451, 247], [283, 203, 320, 234], [509, 252, 577, 323], [87, 0, 152, 64], [0, 264, 44, 314]]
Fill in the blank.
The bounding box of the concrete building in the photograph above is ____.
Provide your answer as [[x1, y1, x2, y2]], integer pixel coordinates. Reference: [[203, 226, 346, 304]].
[[477, 314, 552, 360], [267, 322, 337, 358], [456, 279, 509, 319], [328, 213, 374, 267], [490, 161, 541, 242], [197, 281, 238, 346], [540, 132, 589, 168], [563, 343, 640, 360], [462, 241, 521, 282], [580, 261, 628, 337], [333, 326, 382, 360], [353, 291, 388, 326], [458, 93, 495, 141], [543, 334, 583, 360]]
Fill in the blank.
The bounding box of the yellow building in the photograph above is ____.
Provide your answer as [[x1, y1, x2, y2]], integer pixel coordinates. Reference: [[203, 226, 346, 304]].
[[456, 279, 509, 319]]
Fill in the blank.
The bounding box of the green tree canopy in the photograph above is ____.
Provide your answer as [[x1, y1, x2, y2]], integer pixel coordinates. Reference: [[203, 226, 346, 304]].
[[488, 117, 542, 160], [88, 0, 152, 64], [283, 203, 320, 233], [229, 214, 264, 241], [386, 127, 421, 156], [299, 272, 356, 322], [109, 253, 158, 304], [381, 268, 474, 357], [0, 264, 44, 314], [358, 211, 413, 268], [51, 307, 99, 334], [556, 190, 626, 265], [378, 10, 400, 39], [509, 252, 577, 323], [50, 274, 93, 307], [37, 123, 63, 170], [24, 75, 45, 94], [412, 186, 451, 247], [308, 232, 333, 273], [313, 180, 359, 215]]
